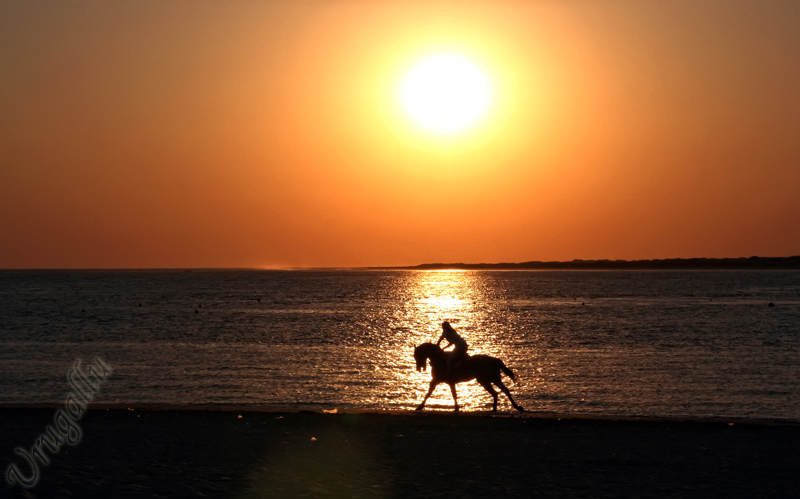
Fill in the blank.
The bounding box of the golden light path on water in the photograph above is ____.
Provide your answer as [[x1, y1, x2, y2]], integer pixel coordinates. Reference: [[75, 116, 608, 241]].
[[376, 270, 525, 412]]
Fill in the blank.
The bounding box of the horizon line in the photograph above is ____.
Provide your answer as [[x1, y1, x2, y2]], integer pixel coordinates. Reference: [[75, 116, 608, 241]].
[[1, 255, 799, 271]]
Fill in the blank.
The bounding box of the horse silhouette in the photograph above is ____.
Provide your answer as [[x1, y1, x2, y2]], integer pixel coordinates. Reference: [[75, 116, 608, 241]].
[[413, 342, 524, 412]]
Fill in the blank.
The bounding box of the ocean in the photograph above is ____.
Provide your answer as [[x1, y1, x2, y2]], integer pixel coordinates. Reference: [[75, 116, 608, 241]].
[[1, 269, 798, 419]]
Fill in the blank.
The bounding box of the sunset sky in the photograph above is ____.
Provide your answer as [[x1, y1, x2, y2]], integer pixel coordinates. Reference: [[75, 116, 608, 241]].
[[1, 1, 798, 268]]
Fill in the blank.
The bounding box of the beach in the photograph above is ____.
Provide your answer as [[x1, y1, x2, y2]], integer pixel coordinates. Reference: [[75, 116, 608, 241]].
[[3, 406, 798, 498]]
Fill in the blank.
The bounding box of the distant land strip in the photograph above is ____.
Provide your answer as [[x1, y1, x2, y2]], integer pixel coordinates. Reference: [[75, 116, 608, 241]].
[[383, 256, 800, 270]]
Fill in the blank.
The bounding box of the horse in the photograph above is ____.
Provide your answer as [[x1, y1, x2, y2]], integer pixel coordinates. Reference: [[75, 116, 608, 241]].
[[413, 342, 524, 413]]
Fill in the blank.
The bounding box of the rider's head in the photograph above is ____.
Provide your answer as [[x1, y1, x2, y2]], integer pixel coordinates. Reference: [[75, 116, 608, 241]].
[[442, 321, 454, 332]]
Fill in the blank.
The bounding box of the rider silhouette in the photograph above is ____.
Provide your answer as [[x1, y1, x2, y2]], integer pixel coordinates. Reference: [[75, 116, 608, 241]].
[[436, 321, 468, 374]]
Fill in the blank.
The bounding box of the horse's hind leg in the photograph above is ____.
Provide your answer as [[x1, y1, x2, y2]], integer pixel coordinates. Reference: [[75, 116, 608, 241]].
[[496, 380, 525, 412], [479, 381, 499, 412]]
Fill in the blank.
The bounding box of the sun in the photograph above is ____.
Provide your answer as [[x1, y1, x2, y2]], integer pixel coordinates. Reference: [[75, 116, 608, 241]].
[[398, 52, 493, 136]]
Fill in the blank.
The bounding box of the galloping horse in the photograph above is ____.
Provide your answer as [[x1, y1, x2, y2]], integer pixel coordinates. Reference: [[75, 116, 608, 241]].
[[413, 342, 524, 412]]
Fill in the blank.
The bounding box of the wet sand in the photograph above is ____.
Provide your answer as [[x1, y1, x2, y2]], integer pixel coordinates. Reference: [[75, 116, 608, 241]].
[[2, 406, 799, 498]]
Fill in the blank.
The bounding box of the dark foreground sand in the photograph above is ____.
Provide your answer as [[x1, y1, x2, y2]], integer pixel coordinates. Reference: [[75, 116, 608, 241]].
[[1, 406, 798, 498]]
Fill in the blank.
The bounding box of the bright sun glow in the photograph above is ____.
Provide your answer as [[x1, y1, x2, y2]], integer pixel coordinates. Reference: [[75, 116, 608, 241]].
[[399, 52, 493, 136]]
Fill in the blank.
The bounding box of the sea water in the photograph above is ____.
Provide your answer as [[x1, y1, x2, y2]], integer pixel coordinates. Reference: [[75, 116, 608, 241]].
[[0, 269, 798, 419]]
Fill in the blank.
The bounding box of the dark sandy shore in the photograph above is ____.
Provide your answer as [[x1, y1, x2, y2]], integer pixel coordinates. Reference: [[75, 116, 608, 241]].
[[2, 406, 798, 498]]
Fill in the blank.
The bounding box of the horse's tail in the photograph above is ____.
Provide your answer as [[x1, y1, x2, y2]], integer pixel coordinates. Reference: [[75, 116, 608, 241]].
[[499, 360, 516, 382]]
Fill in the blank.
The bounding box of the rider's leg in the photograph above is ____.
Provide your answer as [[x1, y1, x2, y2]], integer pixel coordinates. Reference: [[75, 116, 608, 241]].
[[455, 344, 467, 365], [447, 346, 465, 375], [446, 351, 455, 374]]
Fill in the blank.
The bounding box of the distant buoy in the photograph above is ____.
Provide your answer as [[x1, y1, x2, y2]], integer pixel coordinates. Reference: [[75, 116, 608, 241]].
[[581, 302, 585, 305], [768, 302, 774, 307], [195, 309, 199, 314], [138, 303, 142, 307]]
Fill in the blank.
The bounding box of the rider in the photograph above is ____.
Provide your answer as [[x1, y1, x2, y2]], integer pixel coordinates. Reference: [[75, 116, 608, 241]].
[[436, 321, 468, 374]]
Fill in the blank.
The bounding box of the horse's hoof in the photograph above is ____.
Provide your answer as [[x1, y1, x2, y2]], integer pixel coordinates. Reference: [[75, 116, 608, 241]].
[[516, 406, 526, 412], [415, 406, 424, 411]]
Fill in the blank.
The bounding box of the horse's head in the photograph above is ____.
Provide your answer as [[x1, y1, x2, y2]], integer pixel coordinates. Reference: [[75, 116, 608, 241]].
[[414, 342, 440, 371], [413, 344, 428, 371]]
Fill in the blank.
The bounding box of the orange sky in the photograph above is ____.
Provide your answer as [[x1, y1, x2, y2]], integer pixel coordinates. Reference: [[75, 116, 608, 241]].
[[1, 1, 799, 268]]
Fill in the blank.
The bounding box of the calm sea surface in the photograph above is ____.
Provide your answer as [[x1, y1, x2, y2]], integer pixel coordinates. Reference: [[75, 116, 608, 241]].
[[0, 270, 798, 419]]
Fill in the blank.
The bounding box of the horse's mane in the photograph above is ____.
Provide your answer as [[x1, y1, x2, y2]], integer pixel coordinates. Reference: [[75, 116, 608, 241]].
[[416, 342, 450, 366], [418, 342, 442, 352]]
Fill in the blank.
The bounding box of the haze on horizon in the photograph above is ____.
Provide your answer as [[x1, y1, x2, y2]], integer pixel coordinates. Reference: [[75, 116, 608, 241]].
[[1, 1, 798, 269]]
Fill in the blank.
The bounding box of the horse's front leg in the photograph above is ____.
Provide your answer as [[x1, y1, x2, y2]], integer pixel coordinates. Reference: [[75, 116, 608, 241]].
[[416, 379, 440, 411], [449, 383, 459, 412]]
